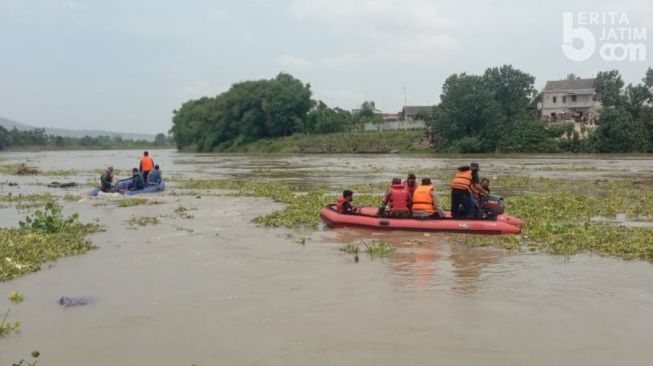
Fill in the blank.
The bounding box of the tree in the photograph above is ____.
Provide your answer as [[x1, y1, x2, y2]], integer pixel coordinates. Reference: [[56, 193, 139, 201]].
[[169, 73, 312, 151], [154, 133, 167, 146], [566, 73, 580, 80], [595, 70, 625, 108], [590, 108, 648, 152], [483, 65, 536, 124], [429, 73, 503, 152]]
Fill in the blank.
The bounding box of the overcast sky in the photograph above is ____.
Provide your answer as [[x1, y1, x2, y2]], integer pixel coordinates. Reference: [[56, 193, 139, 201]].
[[1, 0, 652, 134]]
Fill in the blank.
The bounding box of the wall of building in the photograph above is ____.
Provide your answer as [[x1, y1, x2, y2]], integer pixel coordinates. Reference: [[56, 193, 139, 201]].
[[362, 120, 426, 132]]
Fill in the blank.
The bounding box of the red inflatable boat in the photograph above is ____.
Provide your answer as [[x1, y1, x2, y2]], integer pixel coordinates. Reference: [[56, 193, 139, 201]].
[[320, 205, 523, 235]]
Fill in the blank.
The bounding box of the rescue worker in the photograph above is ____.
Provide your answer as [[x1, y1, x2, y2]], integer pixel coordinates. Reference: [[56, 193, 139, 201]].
[[468, 163, 489, 218], [147, 164, 162, 185], [480, 177, 491, 195], [412, 178, 445, 219], [139, 151, 155, 183], [99, 166, 114, 192], [403, 173, 418, 197], [381, 178, 411, 218], [451, 165, 473, 218], [336, 190, 358, 214], [130, 168, 145, 191]]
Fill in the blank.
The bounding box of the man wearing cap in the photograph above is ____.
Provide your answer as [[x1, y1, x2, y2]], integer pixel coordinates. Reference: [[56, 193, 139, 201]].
[[99, 166, 114, 192]]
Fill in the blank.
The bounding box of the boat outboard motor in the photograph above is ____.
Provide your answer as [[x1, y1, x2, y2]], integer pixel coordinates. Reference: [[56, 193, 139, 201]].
[[480, 195, 505, 218]]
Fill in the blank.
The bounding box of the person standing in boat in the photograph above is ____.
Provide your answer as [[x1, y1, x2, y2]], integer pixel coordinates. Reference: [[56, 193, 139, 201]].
[[99, 166, 114, 192], [412, 178, 444, 219], [147, 165, 162, 185], [468, 163, 489, 218], [451, 165, 473, 218], [139, 151, 155, 183], [382, 178, 411, 218], [337, 190, 359, 214]]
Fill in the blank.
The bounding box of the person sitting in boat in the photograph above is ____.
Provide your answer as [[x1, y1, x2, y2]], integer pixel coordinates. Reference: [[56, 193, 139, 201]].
[[337, 190, 359, 214], [382, 178, 411, 218], [130, 168, 145, 191], [403, 173, 418, 197], [147, 165, 162, 185], [412, 178, 445, 219], [99, 166, 114, 193]]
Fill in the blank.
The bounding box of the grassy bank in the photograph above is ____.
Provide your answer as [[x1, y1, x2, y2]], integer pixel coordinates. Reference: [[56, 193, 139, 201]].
[[219, 130, 427, 154]]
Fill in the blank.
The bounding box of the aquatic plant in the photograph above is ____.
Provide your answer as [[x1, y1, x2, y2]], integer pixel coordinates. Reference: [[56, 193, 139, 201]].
[[0, 193, 54, 207], [1, 203, 98, 281], [10, 351, 40, 366], [0, 164, 78, 176], [62, 194, 81, 202], [341, 240, 396, 258], [456, 177, 653, 261], [117, 198, 148, 208], [8, 291, 24, 303], [0, 309, 21, 337], [127, 216, 160, 227], [174, 206, 194, 219]]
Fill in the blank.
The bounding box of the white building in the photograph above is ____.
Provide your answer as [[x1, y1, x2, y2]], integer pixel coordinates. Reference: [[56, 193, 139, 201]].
[[539, 78, 601, 124]]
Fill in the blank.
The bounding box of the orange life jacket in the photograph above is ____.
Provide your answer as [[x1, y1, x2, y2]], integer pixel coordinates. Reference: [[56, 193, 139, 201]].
[[386, 184, 410, 212], [451, 169, 472, 191], [412, 184, 435, 212], [140, 156, 154, 172]]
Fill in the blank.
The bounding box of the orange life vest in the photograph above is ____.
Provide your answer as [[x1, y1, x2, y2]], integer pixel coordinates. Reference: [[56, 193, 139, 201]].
[[386, 184, 410, 212], [412, 184, 435, 212], [140, 156, 154, 172], [451, 169, 472, 191]]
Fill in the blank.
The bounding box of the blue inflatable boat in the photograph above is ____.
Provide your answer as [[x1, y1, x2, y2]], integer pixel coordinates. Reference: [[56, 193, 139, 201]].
[[89, 177, 165, 197]]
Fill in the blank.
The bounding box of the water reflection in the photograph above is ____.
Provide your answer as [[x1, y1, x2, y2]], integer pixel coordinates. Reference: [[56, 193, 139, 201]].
[[326, 228, 506, 295]]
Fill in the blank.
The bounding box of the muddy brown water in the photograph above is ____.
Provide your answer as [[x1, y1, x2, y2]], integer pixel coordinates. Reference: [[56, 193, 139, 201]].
[[1, 150, 652, 365]]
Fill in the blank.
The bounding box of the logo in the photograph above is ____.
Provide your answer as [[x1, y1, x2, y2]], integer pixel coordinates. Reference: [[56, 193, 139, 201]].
[[458, 223, 470, 230], [561, 12, 647, 62]]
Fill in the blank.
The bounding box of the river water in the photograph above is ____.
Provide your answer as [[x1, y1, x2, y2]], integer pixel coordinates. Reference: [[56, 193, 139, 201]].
[[0, 150, 652, 366]]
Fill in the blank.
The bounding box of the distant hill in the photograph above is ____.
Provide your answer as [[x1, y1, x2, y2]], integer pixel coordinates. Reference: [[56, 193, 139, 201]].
[[0, 116, 155, 141]]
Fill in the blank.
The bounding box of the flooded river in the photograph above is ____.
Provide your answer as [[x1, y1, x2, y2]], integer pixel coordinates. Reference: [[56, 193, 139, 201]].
[[1, 150, 652, 365]]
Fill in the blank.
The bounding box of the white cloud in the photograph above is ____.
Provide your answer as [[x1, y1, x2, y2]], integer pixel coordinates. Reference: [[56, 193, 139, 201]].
[[176, 81, 225, 101], [276, 54, 313, 68], [287, 0, 458, 66], [314, 88, 365, 109]]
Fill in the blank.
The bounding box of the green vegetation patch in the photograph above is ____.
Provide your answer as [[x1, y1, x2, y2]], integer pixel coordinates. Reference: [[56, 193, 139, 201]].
[[117, 197, 148, 207], [174, 206, 194, 219], [127, 216, 160, 227], [457, 177, 653, 261], [0, 193, 55, 210], [1, 203, 99, 281], [341, 239, 396, 258], [0, 163, 79, 176]]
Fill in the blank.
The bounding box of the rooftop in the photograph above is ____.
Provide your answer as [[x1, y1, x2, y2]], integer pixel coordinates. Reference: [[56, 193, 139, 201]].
[[544, 78, 596, 92]]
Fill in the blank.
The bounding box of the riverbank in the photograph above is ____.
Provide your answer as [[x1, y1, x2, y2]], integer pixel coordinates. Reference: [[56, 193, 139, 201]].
[[217, 130, 428, 153]]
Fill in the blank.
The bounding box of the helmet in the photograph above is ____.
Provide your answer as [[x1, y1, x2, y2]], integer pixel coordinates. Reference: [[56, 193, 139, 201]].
[[470, 162, 480, 170]]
